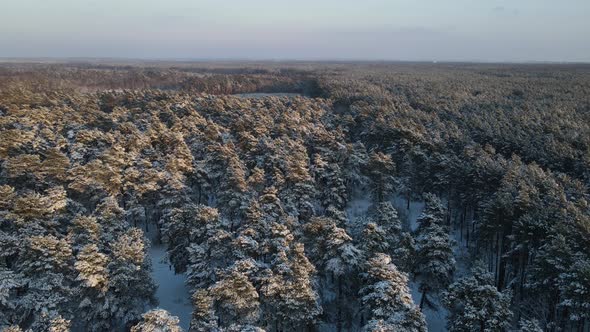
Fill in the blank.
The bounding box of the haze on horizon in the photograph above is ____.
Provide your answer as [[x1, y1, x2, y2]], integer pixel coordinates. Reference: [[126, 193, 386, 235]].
[[1, 0, 589, 62]]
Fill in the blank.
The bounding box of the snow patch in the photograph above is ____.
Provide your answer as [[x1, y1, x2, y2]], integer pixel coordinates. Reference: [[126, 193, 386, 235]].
[[392, 195, 425, 231], [143, 221, 192, 330]]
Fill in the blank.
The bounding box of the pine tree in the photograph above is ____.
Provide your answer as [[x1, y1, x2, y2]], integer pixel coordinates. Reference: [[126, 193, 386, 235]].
[[517, 319, 543, 332], [186, 226, 234, 291], [190, 290, 218, 332], [442, 264, 512, 332], [107, 229, 157, 322], [0, 268, 25, 327], [367, 202, 414, 270], [161, 204, 220, 274], [360, 253, 426, 332], [415, 193, 446, 233], [342, 142, 368, 195], [12, 234, 74, 330], [205, 143, 248, 223], [75, 244, 108, 291], [0, 185, 15, 211], [12, 188, 67, 220], [4, 154, 41, 182], [302, 216, 360, 330], [76, 228, 157, 331], [69, 216, 101, 251], [370, 202, 403, 242], [361, 222, 390, 256], [276, 244, 322, 329], [413, 193, 454, 309], [557, 252, 590, 324], [209, 267, 260, 327], [362, 318, 416, 332], [394, 232, 416, 273], [246, 167, 266, 194], [30, 312, 71, 332], [312, 154, 348, 211], [39, 148, 71, 183], [365, 152, 396, 202], [131, 309, 182, 332], [414, 222, 455, 309], [304, 216, 361, 277]]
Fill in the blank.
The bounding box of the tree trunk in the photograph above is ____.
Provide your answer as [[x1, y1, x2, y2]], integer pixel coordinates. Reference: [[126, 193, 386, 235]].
[[495, 232, 500, 285], [489, 241, 493, 272], [518, 248, 527, 301], [460, 207, 465, 243], [447, 200, 451, 225], [420, 289, 428, 309], [465, 221, 470, 248]]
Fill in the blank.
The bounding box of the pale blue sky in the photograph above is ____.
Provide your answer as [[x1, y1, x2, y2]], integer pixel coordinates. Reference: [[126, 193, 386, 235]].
[[1, 0, 589, 61]]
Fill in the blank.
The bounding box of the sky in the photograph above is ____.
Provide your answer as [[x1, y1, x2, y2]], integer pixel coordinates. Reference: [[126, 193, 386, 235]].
[[1, 0, 589, 62]]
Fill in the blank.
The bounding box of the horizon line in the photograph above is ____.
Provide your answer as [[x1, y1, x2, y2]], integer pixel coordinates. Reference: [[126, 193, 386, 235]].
[[1, 56, 590, 65]]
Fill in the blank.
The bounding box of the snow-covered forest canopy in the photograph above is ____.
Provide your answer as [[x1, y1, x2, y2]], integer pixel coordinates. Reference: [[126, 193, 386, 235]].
[[0, 62, 589, 332]]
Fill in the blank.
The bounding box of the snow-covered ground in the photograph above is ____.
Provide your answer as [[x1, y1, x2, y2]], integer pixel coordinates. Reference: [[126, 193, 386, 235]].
[[391, 195, 425, 232], [393, 196, 448, 332], [143, 223, 192, 330], [346, 195, 371, 219], [395, 195, 472, 332]]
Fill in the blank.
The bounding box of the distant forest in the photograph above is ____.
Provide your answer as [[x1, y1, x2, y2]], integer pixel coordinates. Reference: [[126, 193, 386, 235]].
[[0, 62, 589, 332]]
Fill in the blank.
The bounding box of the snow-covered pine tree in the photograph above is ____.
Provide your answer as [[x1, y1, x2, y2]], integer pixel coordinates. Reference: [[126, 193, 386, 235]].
[[517, 319, 543, 332], [69, 216, 101, 251], [75, 244, 108, 291], [312, 154, 348, 211], [556, 252, 590, 326], [106, 229, 157, 323], [131, 309, 182, 332], [77, 228, 157, 331], [359, 253, 426, 332], [442, 264, 512, 332], [361, 222, 390, 256], [415, 193, 447, 233], [303, 216, 361, 330], [216, 143, 249, 226], [342, 142, 368, 196], [413, 193, 455, 309], [38, 147, 71, 184], [370, 202, 403, 242], [209, 264, 260, 328], [394, 232, 416, 273], [368, 202, 414, 271], [0, 268, 25, 328], [275, 243, 322, 330], [365, 152, 396, 203], [190, 290, 218, 332], [414, 222, 455, 309], [161, 204, 219, 273], [30, 312, 71, 332], [188, 232, 234, 291], [16, 234, 74, 329]]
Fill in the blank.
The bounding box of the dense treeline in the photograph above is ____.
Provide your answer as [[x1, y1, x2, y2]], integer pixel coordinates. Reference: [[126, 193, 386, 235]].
[[0, 62, 589, 332]]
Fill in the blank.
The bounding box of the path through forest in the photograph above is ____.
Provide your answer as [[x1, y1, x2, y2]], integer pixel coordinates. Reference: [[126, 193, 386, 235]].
[[145, 224, 192, 330]]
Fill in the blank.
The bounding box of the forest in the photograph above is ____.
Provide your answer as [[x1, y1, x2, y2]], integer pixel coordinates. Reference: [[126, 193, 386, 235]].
[[0, 61, 589, 332]]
